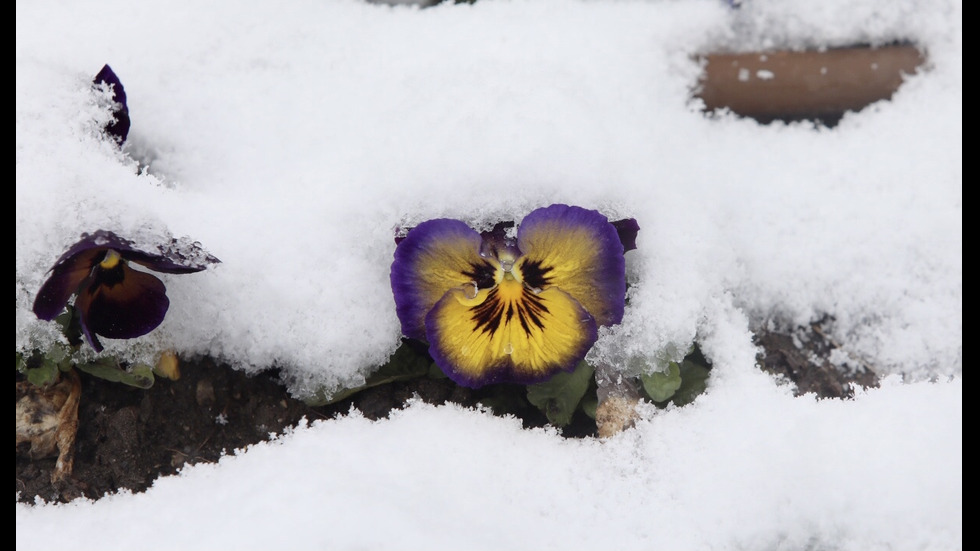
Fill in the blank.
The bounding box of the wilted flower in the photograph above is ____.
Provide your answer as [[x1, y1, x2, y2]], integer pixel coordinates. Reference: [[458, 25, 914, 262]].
[[391, 204, 638, 388], [33, 230, 219, 352], [93, 64, 129, 145]]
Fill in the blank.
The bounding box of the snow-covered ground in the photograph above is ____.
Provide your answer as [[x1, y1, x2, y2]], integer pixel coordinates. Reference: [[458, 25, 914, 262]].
[[16, 0, 961, 549]]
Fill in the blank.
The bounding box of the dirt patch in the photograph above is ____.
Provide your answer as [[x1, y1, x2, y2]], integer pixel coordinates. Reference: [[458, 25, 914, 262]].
[[754, 316, 879, 398], [16, 319, 877, 505], [15, 355, 569, 504]]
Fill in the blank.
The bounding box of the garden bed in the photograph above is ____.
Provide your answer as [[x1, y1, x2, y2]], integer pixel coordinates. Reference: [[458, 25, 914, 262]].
[[17, 317, 877, 505]]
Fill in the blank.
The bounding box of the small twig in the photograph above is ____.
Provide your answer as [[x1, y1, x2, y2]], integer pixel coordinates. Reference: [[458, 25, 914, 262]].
[[51, 369, 82, 484]]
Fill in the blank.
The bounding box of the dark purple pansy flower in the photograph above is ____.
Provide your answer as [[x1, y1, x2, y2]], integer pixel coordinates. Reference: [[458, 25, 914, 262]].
[[33, 230, 219, 352], [93, 64, 130, 145]]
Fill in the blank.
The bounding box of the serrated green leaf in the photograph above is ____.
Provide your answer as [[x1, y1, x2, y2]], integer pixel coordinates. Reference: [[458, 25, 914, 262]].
[[126, 364, 157, 389], [526, 360, 594, 427], [580, 394, 597, 419], [375, 342, 432, 379], [477, 384, 532, 416], [311, 385, 362, 407], [55, 309, 72, 330], [640, 361, 682, 402], [25, 361, 61, 387], [45, 342, 76, 372], [427, 361, 448, 379], [55, 306, 84, 347], [18, 348, 64, 387], [47, 343, 68, 363], [76, 357, 155, 389], [671, 360, 711, 406]]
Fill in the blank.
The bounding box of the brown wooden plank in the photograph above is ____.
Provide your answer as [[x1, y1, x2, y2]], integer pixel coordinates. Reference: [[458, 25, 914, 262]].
[[696, 45, 926, 122]]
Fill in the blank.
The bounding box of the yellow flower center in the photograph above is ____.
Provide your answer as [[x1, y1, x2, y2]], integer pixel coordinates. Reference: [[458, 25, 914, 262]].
[[99, 249, 122, 269], [489, 250, 526, 287]]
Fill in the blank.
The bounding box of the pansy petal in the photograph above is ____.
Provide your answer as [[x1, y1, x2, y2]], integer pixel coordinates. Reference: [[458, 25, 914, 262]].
[[57, 230, 218, 274], [94, 65, 128, 111], [426, 277, 598, 388], [116, 236, 219, 274], [72, 275, 105, 352], [516, 204, 626, 326], [125, 250, 216, 274], [391, 219, 496, 340], [93, 64, 130, 145], [611, 218, 640, 252], [478, 221, 521, 260], [75, 264, 169, 348], [32, 247, 105, 321]]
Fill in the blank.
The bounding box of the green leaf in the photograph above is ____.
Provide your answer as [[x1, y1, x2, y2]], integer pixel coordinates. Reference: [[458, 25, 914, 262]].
[[76, 357, 155, 389], [579, 376, 598, 419], [55, 305, 84, 347], [636, 343, 712, 407], [671, 360, 711, 406], [580, 394, 597, 420], [526, 360, 594, 427], [25, 359, 61, 387], [477, 384, 533, 417], [427, 361, 448, 379], [18, 347, 72, 387], [640, 361, 682, 402], [46, 342, 75, 372], [304, 341, 432, 406]]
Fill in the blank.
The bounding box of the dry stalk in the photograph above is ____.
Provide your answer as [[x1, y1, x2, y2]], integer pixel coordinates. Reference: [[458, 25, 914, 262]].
[[594, 361, 641, 438]]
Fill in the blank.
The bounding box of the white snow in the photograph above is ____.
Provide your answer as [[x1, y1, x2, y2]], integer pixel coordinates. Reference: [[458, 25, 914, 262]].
[[16, 0, 961, 549]]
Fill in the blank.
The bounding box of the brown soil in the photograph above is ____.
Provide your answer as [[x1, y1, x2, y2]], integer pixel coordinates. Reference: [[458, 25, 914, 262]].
[[16, 318, 877, 505]]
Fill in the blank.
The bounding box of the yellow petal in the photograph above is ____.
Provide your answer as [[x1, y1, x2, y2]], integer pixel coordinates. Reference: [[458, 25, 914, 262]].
[[426, 277, 598, 387], [391, 219, 499, 340], [516, 204, 626, 326], [154, 350, 181, 381]]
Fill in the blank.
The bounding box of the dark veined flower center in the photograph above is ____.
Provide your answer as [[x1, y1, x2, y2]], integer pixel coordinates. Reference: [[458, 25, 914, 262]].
[[469, 278, 550, 339], [463, 251, 558, 339], [517, 258, 553, 290], [463, 261, 498, 290]]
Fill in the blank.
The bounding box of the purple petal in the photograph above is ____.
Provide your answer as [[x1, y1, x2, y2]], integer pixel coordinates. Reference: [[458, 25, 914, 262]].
[[94, 65, 127, 108], [56, 230, 218, 274], [126, 237, 221, 274], [93, 64, 130, 145], [74, 264, 169, 351], [611, 218, 640, 252], [44, 231, 119, 272], [478, 221, 521, 259], [33, 246, 105, 321], [516, 204, 626, 327], [390, 219, 490, 340], [77, 303, 104, 352], [71, 273, 105, 352]]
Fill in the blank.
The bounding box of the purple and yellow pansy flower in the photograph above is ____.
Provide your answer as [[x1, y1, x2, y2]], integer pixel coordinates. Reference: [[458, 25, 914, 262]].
[[391, 204, 638, 388], [33, 230, 219, 353]]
